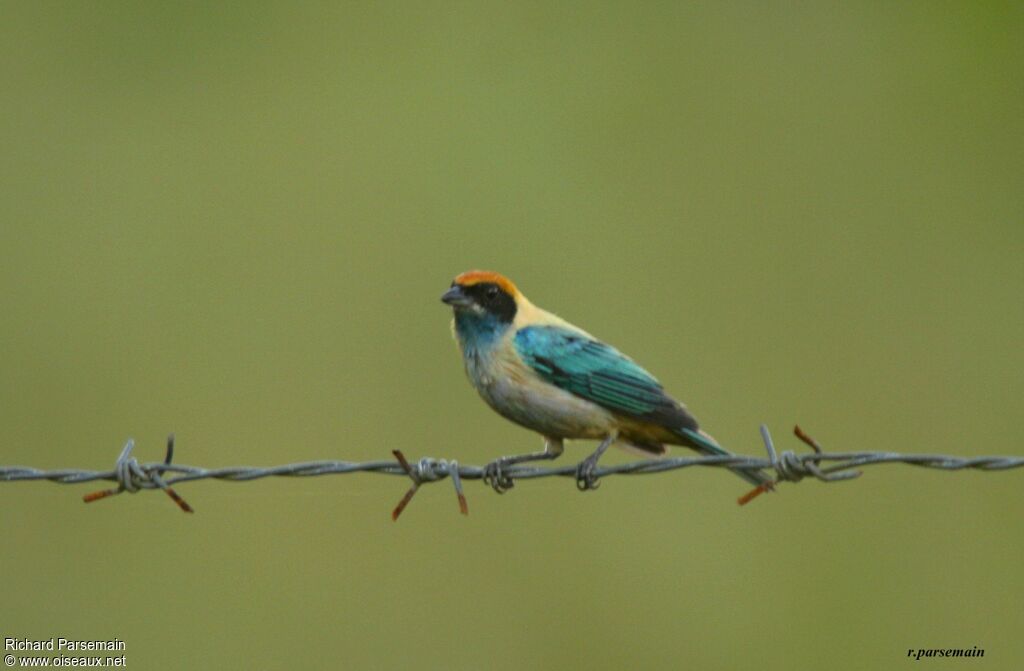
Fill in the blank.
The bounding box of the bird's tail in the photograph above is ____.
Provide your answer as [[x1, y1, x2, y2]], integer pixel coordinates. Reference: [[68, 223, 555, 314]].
[[676, 427, 774, 489]]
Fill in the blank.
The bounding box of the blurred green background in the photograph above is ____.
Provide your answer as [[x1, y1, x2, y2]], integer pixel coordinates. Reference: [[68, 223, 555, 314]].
[[2, 2, 1021, 669]]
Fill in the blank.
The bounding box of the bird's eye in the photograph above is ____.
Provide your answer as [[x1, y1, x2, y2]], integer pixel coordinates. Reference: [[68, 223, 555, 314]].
[[485, 286, 499, 301]]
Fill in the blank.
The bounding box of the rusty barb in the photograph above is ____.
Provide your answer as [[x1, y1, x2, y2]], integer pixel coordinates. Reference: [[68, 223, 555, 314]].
[[735, 424, 863, 505], [390, 450, 468, 521], [1, 426, 1021, 520], [82, 434, 193, 512]]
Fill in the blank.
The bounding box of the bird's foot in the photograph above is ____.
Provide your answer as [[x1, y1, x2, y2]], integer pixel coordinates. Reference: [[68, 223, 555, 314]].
[[482, 458, 515, 494], [575, 457, 602, 491]]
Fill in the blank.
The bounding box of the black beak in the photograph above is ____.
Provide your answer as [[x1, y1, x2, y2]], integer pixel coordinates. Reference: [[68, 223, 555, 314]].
[[441, 285, 473, 308]]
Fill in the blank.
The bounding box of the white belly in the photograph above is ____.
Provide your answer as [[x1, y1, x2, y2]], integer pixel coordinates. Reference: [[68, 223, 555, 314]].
[[466, 350, 615, 439]]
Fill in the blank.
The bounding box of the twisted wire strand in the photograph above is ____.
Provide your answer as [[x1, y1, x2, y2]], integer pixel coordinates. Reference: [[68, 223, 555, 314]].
[[1, 425, 1021, 519]]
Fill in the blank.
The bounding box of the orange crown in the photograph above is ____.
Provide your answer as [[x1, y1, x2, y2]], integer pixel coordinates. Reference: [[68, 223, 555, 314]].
[[452, 270, 519, 297]]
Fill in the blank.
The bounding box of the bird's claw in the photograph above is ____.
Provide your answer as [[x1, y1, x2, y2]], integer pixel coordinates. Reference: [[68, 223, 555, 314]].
[[575, 459, 601, 491], [483, 458, 515, 494]]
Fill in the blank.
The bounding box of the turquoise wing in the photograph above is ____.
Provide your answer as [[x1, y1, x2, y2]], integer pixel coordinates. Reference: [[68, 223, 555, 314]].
[[513, 325, 697, 429]]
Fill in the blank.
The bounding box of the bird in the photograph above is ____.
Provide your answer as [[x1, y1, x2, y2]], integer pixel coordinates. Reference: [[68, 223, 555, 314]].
[[440, 270, 773, 494]]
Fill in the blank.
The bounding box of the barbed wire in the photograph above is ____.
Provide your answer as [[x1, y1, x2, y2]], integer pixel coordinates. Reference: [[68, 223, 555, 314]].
[[1, 425, 1021, 519]]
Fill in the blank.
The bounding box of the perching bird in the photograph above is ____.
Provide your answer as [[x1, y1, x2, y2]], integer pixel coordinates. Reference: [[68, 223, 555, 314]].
[[441, 270, 773, 493]]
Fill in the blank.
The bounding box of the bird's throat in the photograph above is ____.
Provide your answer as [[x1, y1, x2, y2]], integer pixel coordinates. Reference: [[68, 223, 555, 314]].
[[454, 311, 507, 355]]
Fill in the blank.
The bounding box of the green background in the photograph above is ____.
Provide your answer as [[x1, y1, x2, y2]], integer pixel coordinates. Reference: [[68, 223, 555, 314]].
[[2, 2, 1021, 669]]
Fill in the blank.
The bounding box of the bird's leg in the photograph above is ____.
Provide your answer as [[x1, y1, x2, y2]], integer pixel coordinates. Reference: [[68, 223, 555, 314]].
[[576, 432, 617, 491], [483, 437, 564, 494]]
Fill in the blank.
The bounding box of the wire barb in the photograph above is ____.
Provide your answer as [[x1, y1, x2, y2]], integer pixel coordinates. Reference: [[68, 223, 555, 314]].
[[390, 451, 468, 520], [1, 426, 1021, 517], [82, 434, 193, 513], [738, 424, 871, 505]]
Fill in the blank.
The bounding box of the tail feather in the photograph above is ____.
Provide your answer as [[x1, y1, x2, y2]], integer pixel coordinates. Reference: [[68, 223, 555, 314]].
[[677, 428, 773, 489]]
